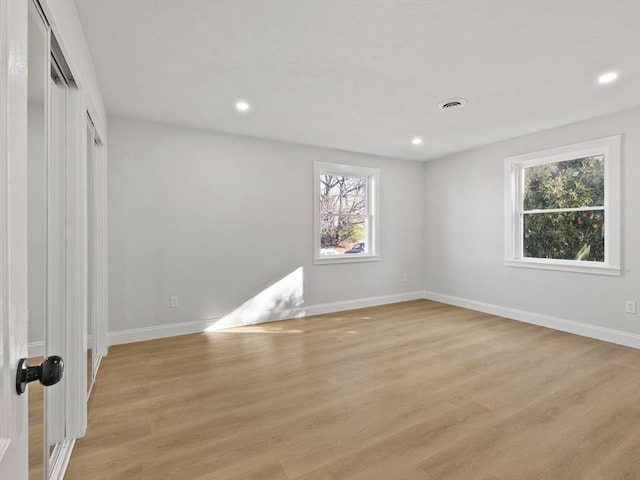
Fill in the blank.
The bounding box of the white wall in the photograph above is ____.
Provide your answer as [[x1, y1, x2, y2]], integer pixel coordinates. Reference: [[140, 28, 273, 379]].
[[424, 108, 640, 339], [108, 117, 424, 337]]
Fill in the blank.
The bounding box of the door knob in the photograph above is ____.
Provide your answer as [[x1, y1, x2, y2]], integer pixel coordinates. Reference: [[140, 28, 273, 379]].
[[16, 356, 64, 395]]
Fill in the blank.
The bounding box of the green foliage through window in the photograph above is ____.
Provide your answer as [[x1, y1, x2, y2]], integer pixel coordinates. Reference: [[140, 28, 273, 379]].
[[522, 155, 604, 262]]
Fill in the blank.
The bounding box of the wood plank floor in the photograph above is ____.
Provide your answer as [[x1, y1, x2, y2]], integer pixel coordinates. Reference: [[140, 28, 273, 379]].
[[28, 352, 92, 479], [65, 300, 640, 480], [28, 357, 44, 480]]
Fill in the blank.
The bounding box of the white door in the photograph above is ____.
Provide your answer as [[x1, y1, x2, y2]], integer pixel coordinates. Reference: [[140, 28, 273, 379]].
[[2, 0, 93, 476], [0, 0, 31, 478]]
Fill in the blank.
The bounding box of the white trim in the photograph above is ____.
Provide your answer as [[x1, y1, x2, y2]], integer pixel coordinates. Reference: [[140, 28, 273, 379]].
[[109, 320, 212, 346], [86, 114, 99, 392], [424, 291, 640, 349], [0, 0, 9, 457], [313, 161, 380, 264], [503, 258, 621, 276], [64, 87, 87, 438], [94, 142, 108, 359], [504, 135, 621, 275], [46, 58, 67, 448], [295, 291, 425, 318], [108, 291, 426, 345], [314, 255, 380, 265], [109, 289, 639, 350], [48, 438, 75, 480], [523, 206, 605, 214], [87, 354, 101, 398], [0, 0, 29, 475], [506, 136, 621, 167]]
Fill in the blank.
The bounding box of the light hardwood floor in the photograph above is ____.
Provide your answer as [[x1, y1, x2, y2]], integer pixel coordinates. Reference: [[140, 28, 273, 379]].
[[28, 358, 44, 480], [65, 300, 640, 479]]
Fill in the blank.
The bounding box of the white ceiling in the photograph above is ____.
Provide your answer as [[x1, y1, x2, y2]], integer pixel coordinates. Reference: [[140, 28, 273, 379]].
[[74, 0, 640, 161]]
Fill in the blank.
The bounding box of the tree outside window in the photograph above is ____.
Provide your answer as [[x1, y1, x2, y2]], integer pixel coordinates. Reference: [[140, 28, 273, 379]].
[[314, 162, 379, 264], [522, 155, 604, 261], [320, 174, 367, 251], [504, 135, 620, 275]]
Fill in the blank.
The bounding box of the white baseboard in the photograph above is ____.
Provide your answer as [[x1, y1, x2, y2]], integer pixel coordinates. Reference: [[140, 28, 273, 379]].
[[49, 439, 75, 480], [108, 319, 213, 346], [424, 291, 640, 349], [38, 289, 639, 351], [108, 291, 427, 346], [296, 290, 427, 319]]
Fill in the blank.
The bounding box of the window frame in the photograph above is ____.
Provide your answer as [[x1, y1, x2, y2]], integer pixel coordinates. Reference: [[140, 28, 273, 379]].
[[313, 161, 380, 264], [504, 135, 621, 276]]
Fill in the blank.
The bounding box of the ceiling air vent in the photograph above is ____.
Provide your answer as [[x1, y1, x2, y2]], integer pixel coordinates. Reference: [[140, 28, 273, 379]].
[[438, 98, 467, 110]]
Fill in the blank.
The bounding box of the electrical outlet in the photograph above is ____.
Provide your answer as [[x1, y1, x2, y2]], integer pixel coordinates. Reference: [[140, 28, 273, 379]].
[[170, 296, 179, 308], [625, 300, 637, 314], [402, 273, 409, 282]]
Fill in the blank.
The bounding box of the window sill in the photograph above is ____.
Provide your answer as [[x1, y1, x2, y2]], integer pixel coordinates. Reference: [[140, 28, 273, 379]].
[[314, 255, 380, 265], [504, 258, 621, 276]]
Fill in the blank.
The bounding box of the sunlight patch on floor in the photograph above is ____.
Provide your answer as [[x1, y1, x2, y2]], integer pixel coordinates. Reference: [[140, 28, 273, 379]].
[[220, 326, 304, 334], [205, 267, 304, 332]]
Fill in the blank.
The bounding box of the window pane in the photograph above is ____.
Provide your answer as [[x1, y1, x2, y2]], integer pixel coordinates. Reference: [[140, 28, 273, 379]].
[[320, 174, 367, 216], [523, 210, 604, 261], [320, 214, 366, 255], [523, 155, 604, 210]]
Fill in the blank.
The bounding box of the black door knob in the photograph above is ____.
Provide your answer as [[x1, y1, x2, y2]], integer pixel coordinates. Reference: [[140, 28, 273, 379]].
[[16, 356, 64, 395]]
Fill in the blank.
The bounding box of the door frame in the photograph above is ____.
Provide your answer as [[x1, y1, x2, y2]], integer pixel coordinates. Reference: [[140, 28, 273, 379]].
[[86, 116, 107, 392], [64, 86, 89, 438], [91, 124, 108, 362], [46, 84, 88, 480]]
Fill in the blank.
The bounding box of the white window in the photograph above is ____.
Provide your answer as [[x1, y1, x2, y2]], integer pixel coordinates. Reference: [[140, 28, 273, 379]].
[[504, 135, 620, 275], [314, 162, 380, 264]]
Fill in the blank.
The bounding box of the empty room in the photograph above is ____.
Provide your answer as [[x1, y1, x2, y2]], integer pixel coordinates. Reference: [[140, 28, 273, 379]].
[[1, 0, 639, 479]]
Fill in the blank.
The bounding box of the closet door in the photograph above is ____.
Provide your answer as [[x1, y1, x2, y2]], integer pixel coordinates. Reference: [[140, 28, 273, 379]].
[[25, 1, 88, 478], [44, 60, 69, 474], [86, 118, 98, 394]]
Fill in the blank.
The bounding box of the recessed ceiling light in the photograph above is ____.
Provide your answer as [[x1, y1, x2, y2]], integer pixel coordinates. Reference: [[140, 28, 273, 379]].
[[438, 98, 467, 110], [597, 72, 618, 84], [235, 100, 251, 112], [411, 137, 423, 145]]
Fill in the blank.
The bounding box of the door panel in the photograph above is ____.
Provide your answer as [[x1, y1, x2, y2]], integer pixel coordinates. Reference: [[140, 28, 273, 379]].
[[0, 0, 30, 478], [86, 119, 97, 394], [27, 1, 49, 478], [45, 67, 68, 456], [2, 1, 92, 478]]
